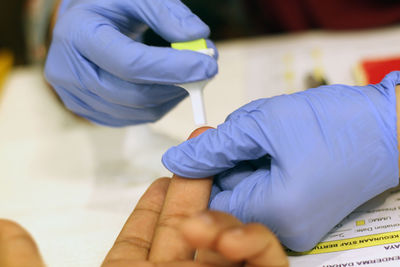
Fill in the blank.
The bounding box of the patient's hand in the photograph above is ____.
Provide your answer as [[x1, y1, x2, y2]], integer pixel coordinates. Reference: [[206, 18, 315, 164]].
[[102, 178, 288, 267], [0, 220, 44, 267], [102, 127, 289, 267], [0, 128, 288, 267]]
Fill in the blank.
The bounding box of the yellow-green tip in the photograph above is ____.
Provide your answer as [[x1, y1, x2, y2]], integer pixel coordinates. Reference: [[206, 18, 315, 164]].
[[171, 39, 207, 51]]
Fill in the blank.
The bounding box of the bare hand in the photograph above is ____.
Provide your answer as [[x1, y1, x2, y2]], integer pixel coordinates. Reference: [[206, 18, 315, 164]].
[[0, 128, 288, 267], [0, 220, 44, 267], [101, 127, 289, 267]]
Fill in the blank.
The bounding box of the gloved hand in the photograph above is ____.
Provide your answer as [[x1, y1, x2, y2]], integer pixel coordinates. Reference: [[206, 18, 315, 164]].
[[45, 0, 218, 126], [162, 71, 400, 252]]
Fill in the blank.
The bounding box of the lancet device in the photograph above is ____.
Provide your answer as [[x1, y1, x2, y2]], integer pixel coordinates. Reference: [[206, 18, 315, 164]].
[[171, 39, 215, 126]]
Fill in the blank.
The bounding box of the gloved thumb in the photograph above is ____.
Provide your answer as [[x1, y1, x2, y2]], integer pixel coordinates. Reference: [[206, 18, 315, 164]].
[[209, 169, 270, 224], [129, 0, 210, 42], [162, 112, 274, 178]]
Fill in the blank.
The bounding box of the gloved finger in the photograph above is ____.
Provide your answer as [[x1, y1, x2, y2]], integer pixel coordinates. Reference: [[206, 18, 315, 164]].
[[71, 1, 217, 85], [57, 0, 73, 17], [361, 71, 400, 114], [376, 71, 400, 92], [162, 112, 274, 178], [54, 85, 186, 126], [214, 162, 255, 191], [62, 0, 211, 41], [127, 0, 210, 42], [209, 184, 221, 205], [80, 98, 184, 126], [210, 167, 332, 252], [209, 191, 232, 212], [89, 67, 188, 108], [224, 99, 266, 122], [53, 87, 134, 126], [76, 25, 217, 85], [45, 49, 189, 125], [77, 96, 185, 126], [213, 156, 271, 192], [209, 169, 272, 225], [205, 39, 219, 60]]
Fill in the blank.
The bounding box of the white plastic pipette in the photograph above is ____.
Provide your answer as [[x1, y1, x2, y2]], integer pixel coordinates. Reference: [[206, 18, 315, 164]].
[[172, 40, 215, 126], [178, 48, 214, 126]]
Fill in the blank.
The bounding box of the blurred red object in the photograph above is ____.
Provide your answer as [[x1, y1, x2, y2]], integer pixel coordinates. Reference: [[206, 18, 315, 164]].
[[355, 57, 400, 85]]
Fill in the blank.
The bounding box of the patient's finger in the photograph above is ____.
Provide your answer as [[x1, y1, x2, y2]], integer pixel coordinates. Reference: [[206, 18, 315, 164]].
[[149, 127, 214, 262], [102, 261, 217, 267], [0, 219, 44, 267], [102, 178, 170, 266], [182, 211, 288, 267], [182, 211, 242, 267], [218, 224, 288, 267]]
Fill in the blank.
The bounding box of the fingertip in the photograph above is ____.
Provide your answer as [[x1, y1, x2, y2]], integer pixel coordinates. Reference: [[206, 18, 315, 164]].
[[0, 219, 31, 237], [181, 212, 216, 249], [205, 56, 219, 78], [161, 148, 199, 178], [181, 210, 242, 250], [161, 126, 213, 177], [151, 177, 172, 189], [188, 126, 214, 140], [217, 223, 289, 267], [142, 177, 171, 201], [216, 226, 247, 262], [161, 126, 222, 178], [166, 16, 210, 42], [155, 0, 210, 42], [205, 39, 219, 60]]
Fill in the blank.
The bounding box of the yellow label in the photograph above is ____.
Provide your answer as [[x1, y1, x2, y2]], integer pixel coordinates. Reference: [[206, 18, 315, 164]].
[[171, 39, 207, 51], [287, 231, 400, 256], [356, 220, 366, 226]]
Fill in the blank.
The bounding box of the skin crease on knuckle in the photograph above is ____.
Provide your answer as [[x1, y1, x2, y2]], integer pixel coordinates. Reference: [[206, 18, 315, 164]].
[[156, 209, 195, 229], [112, 236, 152, 253]]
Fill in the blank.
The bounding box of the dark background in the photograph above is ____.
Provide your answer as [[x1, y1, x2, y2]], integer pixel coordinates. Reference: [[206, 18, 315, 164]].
[[3, 0, 400, 65], [0, 0, 27, 65], [0, 0, 256, 65]]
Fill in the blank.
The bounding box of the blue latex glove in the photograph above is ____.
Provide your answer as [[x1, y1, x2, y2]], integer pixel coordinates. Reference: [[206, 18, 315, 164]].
[[45, 0, 218, 126], [162, 71, 400, 252]]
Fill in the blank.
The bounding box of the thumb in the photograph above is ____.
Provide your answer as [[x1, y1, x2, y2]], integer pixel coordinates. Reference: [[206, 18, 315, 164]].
[[162, 112, 274, 178], [129, 0, 210, 42], [209, 169, 272, 224]]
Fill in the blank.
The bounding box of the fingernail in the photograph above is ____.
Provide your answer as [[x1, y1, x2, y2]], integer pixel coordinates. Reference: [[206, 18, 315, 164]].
[[228, 227, 244, 237], [197, 212, 214, 225]]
